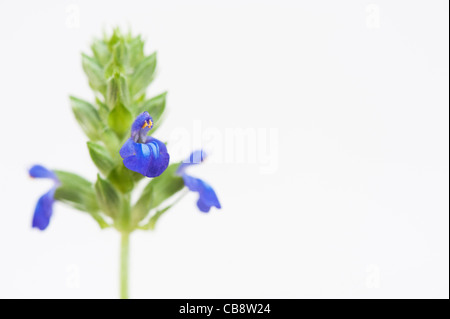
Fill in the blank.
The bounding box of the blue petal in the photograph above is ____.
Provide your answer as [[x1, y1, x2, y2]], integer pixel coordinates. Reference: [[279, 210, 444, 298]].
[[119, 138, 137, 158], [29, 165, 58, 181], [176, 150, 207, 175], [120, 137, 169, 178], [29, 165, 59, 230], [120, 140, 150, 176], [144, 137, 170, 177], [182, 175, 221, 213], [131, 111, 153, 142], [32, 187, 56, 230]]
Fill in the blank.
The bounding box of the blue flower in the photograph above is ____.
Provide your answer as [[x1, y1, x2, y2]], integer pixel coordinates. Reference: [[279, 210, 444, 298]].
[[177, 150, 221, 213], [29, 165, 60, 230], [120, 112, 170, 178]]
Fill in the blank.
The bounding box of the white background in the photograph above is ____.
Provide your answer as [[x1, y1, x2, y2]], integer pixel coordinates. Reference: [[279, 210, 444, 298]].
[[0, 0, 448, 298]]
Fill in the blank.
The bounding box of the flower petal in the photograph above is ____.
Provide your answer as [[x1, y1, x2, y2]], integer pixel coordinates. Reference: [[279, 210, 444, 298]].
[[119, 138, 138, 158], [32, 187, 56, 230], [29, 165, 58, 181], [131, 111, 153, 142], [120, 137, 169, 178], [176, 150, 207, 175], [182, 174, 221, 213], [144, 137, 170, 177], [121, 141, 150, 176]]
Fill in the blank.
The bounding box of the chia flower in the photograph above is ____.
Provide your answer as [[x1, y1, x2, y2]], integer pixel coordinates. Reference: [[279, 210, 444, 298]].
[[120, 112, 170, 178], [177, 150, 221, 213], [28, 29, 223, 298], [29, 165, 60, 230]]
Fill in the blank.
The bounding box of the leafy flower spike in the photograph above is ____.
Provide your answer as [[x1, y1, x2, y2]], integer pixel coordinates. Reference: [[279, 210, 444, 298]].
[[120, 112, 170, 178], [177, 150, 221, 213], [29, 165, 60, 230], [28, 29, 222, 298]]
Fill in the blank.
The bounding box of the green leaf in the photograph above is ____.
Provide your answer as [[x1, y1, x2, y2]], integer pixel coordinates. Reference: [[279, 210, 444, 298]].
[[140, 205, 172, 230], [106, 73, 130, 110], [90, 212, 110, 229], [130, 53, 157, 97], [101, 128, 121, 160], [95, 97, 110, 122], [108, 101, 132, 137], [112, 40, 128, 67], [108, 163, 135, 193], [107, 28, 121, 49], [87, 141, 116, 176], [139, 188, 187, 230], [53, 171, 109, 229], [91, 40, 112, 67], [53, 170, 99, 213], [70, 96, 103, 140], [137, 92, 167, 128], [82, 54, 106, 94], [132, 164, 184, 225], [104, 60, 125, 79], [134, 92, 146, 105], [127, 36, 144, 68], [94, 174, 121, 219]]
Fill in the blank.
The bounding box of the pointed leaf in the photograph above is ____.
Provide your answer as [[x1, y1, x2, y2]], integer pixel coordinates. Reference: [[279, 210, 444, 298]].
[[130, 53, 157, 97], [112, 40, 128, 67], [108, 163, 135, 194], [53, 170, 99, 213], [90, 212, 110, 229], [94, 174, 121, 219], [132, 164, 184, 224], [87, 142, 116, 176], [108, 102, 132, 137], [106, 73, 130, 110], [95, 97, 110, 122], [141, 205, 172, 230], [82, 54, 106, 94], [127, 36, 144, 68], [70, 96, 103, 140], [91, 40, 112, 67], [101, 128, 121, 160]]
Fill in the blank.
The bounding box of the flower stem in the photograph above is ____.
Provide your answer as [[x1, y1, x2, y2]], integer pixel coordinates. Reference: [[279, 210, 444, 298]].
[[120, 232, 130, 299]]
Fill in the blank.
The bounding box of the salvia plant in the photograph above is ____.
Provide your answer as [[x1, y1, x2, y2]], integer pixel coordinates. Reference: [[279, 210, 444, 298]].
[[28, 28, 221, 299]]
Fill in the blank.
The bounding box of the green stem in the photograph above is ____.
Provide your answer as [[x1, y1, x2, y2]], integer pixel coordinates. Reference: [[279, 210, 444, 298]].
[[120, 232, 130, 299]]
